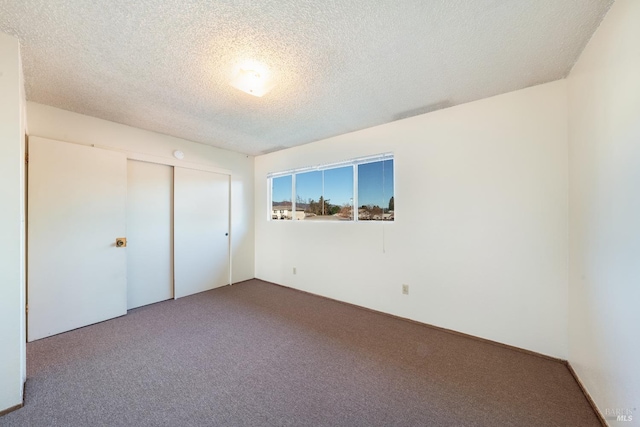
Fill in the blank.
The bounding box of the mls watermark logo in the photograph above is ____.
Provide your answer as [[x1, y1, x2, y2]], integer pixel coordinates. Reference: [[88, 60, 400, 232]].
[[604, 407, 636, 422]]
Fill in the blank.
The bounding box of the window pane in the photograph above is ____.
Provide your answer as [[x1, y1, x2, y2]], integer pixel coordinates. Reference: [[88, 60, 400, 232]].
[[269, 154, 394, 223], [357, 159, 394, 221], [296, 170, 322, 219], [296, 167, 354, 221], [324, 166, 353, 220], [271, 175, 292, 220]]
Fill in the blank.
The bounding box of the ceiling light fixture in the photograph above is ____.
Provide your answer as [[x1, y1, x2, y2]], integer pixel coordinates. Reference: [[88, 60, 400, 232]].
[[230, 68, 274, 97]]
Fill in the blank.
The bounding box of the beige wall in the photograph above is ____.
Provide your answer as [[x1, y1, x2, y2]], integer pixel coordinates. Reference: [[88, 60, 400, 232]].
[[0, 32, 26, 413], [5, 1, 638, 418], [567, 0, 640, 419], [255, 80, 569, 358], [27, 102, 255, 284]]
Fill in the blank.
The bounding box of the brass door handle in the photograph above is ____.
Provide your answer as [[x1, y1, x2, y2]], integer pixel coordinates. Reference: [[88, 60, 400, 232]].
[[116, 238, 127, 247]]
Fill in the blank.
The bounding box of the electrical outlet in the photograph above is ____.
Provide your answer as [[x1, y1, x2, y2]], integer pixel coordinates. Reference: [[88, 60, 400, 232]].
[[293, 267, 297, 275], [402, 284, 409, 295]]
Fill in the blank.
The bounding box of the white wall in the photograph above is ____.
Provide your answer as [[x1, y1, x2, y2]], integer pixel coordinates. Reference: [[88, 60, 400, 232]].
[[567, 0, 640, 420], [0, 32, 26, 413], [27, 102, 255, 284], [255, 80, 569, 358]]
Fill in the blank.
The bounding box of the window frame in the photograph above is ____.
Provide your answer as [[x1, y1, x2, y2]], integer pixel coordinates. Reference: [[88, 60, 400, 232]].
[[267, 153, 394, 223]]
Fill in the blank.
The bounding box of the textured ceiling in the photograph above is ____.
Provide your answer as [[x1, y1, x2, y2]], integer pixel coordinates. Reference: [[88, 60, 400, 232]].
[[0, 0, 612, 155]]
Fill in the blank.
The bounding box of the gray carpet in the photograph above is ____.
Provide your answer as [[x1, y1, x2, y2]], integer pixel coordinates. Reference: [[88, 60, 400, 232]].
[[1, 279, 600, 427]]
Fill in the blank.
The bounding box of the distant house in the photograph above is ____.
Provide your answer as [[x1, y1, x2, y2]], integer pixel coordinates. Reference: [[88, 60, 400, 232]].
[[272, 205, 305, 220], [358, 209, 370, 220], [358, 209, 393, 221]]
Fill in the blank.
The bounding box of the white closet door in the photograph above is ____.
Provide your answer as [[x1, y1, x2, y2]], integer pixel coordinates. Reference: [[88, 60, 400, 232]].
[[174, 167, 230, 299], [28, 137, 127, 341], [126, 160, 174, 309]]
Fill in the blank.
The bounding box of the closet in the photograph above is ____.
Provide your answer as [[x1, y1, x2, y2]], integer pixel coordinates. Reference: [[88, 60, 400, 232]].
[[126, 160, 173, 309], [27, 137, 230, 341]]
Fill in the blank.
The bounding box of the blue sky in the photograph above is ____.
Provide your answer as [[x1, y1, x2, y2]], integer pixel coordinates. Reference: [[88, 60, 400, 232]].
[[296, 170, 322, 203], [272, 175, 292, 203], [358, 160, 394, 207], [272, 160, 394, 208], [295, 167, 353, 206]]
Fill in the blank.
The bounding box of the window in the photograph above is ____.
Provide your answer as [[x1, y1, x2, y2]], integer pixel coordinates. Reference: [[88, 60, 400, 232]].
[[268, 153, 394, 222], [271, 175, 292, 220], [357, 159, 394, 221], [295, 167, 353, 220]]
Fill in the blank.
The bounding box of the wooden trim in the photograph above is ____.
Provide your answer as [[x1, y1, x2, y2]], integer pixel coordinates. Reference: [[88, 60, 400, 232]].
[[0, 403, 23, 417], [566, 362, 608, 427], [0, 381, 25, 417], [247, 279, 607, 425], [230, 278, 255, 286], [259, 279, 566, 363]]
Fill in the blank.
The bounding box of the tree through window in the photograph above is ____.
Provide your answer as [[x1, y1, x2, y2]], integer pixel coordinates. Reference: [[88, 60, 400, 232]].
[[268, 154, 394, 222]]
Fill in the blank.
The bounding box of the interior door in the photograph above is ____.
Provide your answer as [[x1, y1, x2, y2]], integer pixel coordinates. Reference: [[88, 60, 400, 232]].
[[126, 160, 174, 309], [28, 137, 127, 341], [174, 167, 230, 298]]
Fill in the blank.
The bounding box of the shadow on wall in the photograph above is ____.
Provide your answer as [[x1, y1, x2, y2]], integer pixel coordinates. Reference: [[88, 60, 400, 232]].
[[392, 100, 452, 122]]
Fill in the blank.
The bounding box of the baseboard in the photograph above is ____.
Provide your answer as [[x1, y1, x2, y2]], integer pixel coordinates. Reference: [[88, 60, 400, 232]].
[[566, 362, 608, 427], [0, 381, 25, 417], [0, 403, 22, 417], [230, 278, 256, 286], [252, 279, 606, 425], [258, 279, 565, 364]]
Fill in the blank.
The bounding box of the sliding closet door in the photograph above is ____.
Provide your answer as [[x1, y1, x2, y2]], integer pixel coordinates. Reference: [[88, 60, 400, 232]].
[[28, 137, 127, 341], [174, 167, 230, 299], [126, 160, 174, 309]]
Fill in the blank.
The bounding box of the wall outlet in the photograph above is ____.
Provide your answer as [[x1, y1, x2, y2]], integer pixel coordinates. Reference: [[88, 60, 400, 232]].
[[293, 267, 297, 275], [402, 284, 409, 295]]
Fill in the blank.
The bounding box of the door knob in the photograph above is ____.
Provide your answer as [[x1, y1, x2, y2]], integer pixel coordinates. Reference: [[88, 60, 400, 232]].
[[116, 237, 127, 247]]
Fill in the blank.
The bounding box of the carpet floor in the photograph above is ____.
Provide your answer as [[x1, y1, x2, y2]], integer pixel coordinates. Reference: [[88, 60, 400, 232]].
[[1, 279, 600, 426]]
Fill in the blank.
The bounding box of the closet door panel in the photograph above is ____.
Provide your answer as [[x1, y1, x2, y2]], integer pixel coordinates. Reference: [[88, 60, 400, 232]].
[[174, 167, 230, 299], [126, 160, 173, 309], [28, 137, 127, 341]]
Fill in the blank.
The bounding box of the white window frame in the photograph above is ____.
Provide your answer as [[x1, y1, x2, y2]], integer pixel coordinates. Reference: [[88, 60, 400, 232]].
[[267, 153, 394, 222]]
